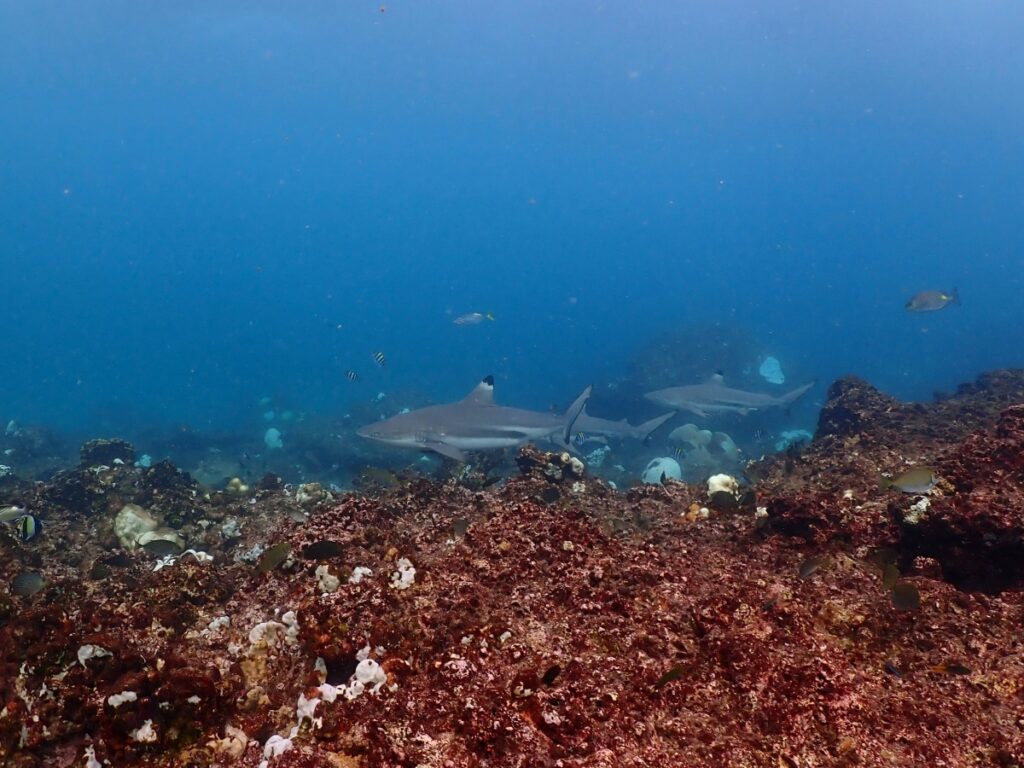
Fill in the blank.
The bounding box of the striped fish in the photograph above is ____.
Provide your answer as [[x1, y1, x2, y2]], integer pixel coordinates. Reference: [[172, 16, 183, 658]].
[[17, 514, 40, 541], [372, 351, 386, 367]]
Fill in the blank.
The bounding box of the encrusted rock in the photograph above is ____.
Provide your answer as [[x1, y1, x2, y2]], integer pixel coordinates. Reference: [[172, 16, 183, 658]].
[[80, 437, 135, 467], [517, 445, 587, 485], [4, 373, 1024, 767]]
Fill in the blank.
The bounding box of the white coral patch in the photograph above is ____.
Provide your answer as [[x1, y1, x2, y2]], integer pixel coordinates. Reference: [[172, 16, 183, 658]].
[[207, 615, 231, 633], [390, 558, 416, 590], [260, 734, 292, 767], [248, 621, 286, 647], [130, 719, 157, 743], [349, 566, 373, 584], [281, 611, 300, 644], [107, 691, 137, 708], [315, 564, 340, 594], [707, 473, 739, 496], [904, 496, 930, 525], [355, 658, 387, 692], [77, 645, 112, 667]]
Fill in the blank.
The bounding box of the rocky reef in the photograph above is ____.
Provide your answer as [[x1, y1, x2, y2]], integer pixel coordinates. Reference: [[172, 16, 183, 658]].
[[1, 371, 1023, 766]]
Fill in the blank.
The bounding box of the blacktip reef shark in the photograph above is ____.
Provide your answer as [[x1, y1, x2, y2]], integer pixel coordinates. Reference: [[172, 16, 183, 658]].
[[644, 374, 815, 418], [357, 376, 593, 462], [572, 407, 674, 442]]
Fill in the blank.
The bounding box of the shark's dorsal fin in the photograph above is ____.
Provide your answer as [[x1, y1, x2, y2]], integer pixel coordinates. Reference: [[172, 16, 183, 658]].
[[462, 375, 495, 406], [708, 372, 725, 384]]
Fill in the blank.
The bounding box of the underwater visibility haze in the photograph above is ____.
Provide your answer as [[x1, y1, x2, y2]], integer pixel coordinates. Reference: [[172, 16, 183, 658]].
[[1, 0, 1022, 446]]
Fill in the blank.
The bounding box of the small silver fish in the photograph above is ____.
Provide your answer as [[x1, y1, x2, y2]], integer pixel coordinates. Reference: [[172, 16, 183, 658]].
[[452, 312, 494, 326], [0, 506, 27, 523]]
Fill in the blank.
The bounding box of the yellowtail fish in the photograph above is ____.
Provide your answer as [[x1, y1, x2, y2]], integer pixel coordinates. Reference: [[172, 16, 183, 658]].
[[257, 542, 291, 573], [452, 312, 495, 326], [905, 289, 960, 312], [346, 369, 360, 382], [372, 351, 386, 367], [881, 466, 937, 494]]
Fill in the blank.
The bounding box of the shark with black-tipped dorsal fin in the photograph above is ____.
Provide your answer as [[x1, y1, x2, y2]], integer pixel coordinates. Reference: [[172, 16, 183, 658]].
[[645, 374, 814, 418], [357, 376, 592, 462]]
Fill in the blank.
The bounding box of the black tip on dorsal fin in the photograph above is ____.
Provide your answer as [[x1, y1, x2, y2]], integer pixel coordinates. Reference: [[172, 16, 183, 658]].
[[715, 369, 724, 377], [464, 376, 497, 406]]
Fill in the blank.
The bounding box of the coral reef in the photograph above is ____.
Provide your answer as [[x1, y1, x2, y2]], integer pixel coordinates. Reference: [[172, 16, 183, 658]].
[[1, 371, 1023, 766]]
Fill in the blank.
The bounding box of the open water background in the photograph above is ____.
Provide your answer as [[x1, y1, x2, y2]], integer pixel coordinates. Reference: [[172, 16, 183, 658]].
[[1, 1, 1022, 435]]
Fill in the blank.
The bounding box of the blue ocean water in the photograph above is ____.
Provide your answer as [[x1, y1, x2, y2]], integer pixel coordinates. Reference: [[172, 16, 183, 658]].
[[1, 1, 1022, 441]]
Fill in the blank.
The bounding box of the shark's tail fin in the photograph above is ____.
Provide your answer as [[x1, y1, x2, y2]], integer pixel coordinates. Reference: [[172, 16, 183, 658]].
[[561, 385, 593, 446], [634, 412, 675, 443], [778, 381, 816, 408]]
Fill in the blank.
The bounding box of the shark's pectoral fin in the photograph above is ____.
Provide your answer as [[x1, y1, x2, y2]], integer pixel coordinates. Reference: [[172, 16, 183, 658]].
[[428, 443, 467, 462], [636, 412, 675, 443]]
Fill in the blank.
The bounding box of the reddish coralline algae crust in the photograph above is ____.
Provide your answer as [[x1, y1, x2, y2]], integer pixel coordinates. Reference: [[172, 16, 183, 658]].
[[1, 372, 1024, 767]]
